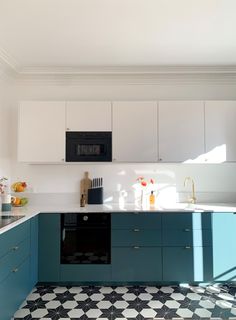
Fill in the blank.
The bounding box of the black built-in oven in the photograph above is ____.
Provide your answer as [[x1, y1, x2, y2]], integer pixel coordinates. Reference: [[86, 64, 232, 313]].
[[61, 213, 111, 264], [66, 131, 112, 162]]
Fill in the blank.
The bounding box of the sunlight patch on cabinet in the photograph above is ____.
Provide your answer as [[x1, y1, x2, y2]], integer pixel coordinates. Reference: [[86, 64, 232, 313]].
[[183, 144, 226, 164]]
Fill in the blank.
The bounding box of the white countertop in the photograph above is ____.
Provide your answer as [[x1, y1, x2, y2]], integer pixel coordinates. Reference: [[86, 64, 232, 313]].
[[1, 202, 236, 235]]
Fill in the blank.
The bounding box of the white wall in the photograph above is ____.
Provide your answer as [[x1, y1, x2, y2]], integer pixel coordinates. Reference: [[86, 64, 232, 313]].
[[0, 73, 15, 178], [5, 80, 236, 203]]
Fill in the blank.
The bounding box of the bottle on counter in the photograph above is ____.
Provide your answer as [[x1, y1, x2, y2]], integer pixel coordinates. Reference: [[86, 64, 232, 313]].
[[80, 194, 86, 207], [149, 190, 155, 207]]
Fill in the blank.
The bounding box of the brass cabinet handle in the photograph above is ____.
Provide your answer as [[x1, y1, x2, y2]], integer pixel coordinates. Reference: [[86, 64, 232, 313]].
[[12, 268, 18, 273], [133, 246, 140, 249], [185, 246, 191, 249], [12, 246, 19, 251], [133, 229, 140, 232]]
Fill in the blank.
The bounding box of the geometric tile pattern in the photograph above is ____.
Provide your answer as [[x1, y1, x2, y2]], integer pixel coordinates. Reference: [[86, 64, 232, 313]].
[[14, 284, 236, 319]]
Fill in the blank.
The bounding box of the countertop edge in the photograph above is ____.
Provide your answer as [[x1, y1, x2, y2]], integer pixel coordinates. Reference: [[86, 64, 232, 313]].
[[1, 202, 236, 235]]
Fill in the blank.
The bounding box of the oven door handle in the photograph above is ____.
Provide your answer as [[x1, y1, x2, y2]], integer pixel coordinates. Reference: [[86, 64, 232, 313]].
[[62, 227, 77, 241]]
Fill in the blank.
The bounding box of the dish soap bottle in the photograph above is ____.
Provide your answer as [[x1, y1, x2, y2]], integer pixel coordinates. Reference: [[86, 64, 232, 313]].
[[149, 191, 155, 207]]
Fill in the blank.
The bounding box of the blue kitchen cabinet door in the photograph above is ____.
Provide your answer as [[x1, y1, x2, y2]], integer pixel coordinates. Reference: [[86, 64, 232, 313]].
[[38, 214, 60, 282], [162, 212, 212, 230], [30, 216, 38, 287], [112, 213, 162, 229], [112, 229, 162, 247], [211, 213, 236, 281], [163, 247, 194, 282], [112, 247, 162, 282], [162, 229, 212, 247], [163, 246, 213, 283], [0, 220, 30, 259], [0, 237, 30, 283], [0, 258, 31, 320]]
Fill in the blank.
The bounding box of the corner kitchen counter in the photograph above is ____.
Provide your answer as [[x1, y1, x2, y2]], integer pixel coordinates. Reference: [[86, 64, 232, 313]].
[[1, 202, 236, 235]]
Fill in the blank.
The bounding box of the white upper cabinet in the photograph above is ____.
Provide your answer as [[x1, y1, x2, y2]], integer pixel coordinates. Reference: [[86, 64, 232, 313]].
[[112, 101, 158, 162], [158, 101, 205, 162], [205, 101, 236, 162], [18, 101, 66, 163], [66, 101, 112, 131]]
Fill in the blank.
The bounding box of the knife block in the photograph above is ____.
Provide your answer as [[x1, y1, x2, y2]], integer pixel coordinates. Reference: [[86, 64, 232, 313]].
[[87, 187, 103, 204]]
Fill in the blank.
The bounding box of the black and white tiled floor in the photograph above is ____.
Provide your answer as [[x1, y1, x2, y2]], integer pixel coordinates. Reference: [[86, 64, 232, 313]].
[[14, 285, 236, 319]]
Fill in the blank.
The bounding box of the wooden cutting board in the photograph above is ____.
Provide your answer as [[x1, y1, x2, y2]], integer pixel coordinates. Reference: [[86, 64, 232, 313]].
[[80, 171, 92, 204]]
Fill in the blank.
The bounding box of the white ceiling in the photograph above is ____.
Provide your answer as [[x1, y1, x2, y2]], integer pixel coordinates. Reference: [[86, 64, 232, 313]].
[[0, 0, 236, 72]]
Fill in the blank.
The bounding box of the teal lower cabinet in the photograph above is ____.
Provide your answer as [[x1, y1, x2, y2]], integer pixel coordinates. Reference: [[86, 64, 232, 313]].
[[0, 218, 36, 320], [163, 246, 194, 282], [111, 213, 162, 283], [163, 246, 213, 282], [38, 214, 60, 282], [211, 213, 236, 281], [60, 265, 112, 282], [162, 212, 213, 283], [0, 258, 31, 320], [112, 247, 162, 282]]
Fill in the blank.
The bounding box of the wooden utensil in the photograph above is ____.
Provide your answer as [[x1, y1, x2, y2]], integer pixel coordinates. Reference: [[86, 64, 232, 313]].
[[80, 171, 92, 204]]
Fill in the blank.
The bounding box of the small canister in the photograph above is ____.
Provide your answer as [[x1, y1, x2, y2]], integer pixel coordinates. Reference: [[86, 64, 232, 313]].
[[1, 194, 12, 212]]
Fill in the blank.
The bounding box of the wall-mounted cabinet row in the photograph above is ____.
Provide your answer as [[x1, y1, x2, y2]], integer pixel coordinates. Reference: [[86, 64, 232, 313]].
[[18, 100, 236, 163]]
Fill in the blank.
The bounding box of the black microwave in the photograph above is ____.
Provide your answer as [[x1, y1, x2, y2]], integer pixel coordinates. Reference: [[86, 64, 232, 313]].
[[66, 131, 112, 162]]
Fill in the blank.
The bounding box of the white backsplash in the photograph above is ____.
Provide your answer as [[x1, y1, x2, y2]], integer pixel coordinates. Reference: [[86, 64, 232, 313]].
[[24, 190, 236, 206]]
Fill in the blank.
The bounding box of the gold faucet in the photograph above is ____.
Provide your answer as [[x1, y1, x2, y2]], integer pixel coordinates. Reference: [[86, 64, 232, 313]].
[[184, 177, 197, 204]]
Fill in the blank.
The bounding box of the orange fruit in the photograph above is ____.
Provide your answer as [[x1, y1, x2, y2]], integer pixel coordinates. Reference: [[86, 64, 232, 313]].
[[16, 185, 24, 192], [14, 198, 21, 205], [12, 197, 21, 205]]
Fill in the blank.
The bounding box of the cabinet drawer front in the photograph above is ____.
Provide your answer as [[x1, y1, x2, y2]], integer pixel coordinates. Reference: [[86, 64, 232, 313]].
[[163, 247, 194, 282], [112, 247, 162, 281], [162, 213, 193, 229], [0, 237, 30, 284], [163, 229, 212, 246], [0, 258, 31, 320], [112, 213, 161, 229], [112, 229, 162, 246], [163, 246, 213, 282], [60, 265, 111, 282], [162, 212, 212, 229], [0, 220, 30, 259]]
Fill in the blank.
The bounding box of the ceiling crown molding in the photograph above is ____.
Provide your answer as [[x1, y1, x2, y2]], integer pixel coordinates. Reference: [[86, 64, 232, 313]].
[[18, 65, 236, 75], [1, 46, 236, 85], [16, 70, 236, 86]]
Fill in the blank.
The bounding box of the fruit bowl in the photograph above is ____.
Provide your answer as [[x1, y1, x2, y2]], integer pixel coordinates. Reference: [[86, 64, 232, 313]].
[[11, 197, 28, 207], [11, 181, 27, 193]]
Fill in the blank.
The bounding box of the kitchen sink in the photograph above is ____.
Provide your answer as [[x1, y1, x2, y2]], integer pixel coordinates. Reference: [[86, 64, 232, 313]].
[[160, 203, 212, 212]]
